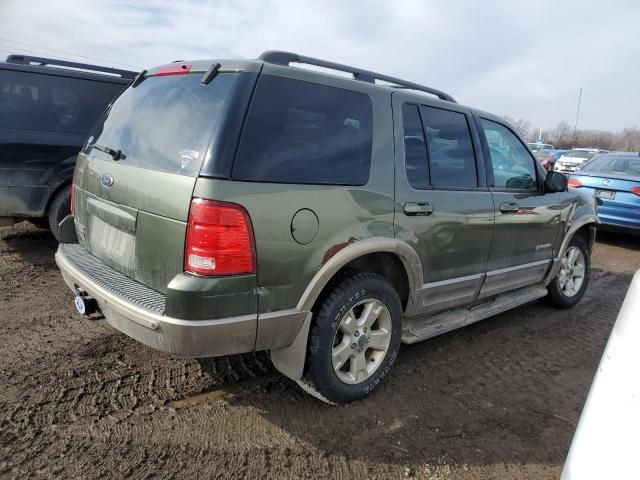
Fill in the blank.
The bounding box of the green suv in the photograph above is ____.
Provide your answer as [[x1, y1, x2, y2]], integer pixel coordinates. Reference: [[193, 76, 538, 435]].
[[55, 51, 597, 404]]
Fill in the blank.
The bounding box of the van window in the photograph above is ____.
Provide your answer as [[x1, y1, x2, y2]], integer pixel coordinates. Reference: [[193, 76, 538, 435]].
[[402, 104, 429, 189], [419, 106, 477, 188], [233, 75, 373, 185], [0, 70, 123, 134], [87, 73, 239, 176]]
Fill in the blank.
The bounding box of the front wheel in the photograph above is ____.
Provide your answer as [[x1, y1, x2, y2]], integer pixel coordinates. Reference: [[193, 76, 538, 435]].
[[546, 235, 590, 309], [299, 271, 402, 404]]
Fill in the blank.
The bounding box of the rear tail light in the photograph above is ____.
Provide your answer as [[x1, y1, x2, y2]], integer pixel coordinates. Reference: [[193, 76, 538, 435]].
[[70, 177, 74, 215], [632, 187, 640, 196], [568, 178, 582, 187], [185, 198, 256, 276]]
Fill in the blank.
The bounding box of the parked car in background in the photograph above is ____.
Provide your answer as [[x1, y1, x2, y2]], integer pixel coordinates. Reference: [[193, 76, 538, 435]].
[[55, 50, 597, 404], [534, 149, 557, 170], [555, 148, 609, 173], [527, 142, 555, 152], [568, 152, 640, 234], [553, 149, 568, 160], [0, 55, 136, 239], [562, 269, 640, 480]]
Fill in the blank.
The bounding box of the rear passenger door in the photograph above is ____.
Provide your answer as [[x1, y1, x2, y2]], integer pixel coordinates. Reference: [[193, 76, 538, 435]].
[[476, 117, 562, 298], [393, 94, 494, 314]]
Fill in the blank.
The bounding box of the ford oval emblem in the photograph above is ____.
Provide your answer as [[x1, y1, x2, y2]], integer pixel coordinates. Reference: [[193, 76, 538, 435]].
[[100, 173, 114, 188]]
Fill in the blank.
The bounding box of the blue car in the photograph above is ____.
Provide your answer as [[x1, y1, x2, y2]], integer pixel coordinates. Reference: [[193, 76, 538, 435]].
[[568, 153, 640, 234]]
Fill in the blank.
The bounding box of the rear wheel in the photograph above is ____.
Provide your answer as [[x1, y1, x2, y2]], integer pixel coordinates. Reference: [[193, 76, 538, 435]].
[[299, 271, 402, 404], [48, 187, 71, 241], [547, 235, 590, 309]]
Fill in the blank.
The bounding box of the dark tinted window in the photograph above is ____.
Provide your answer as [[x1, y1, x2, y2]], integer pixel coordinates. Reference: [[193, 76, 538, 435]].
[[0, 70, 124, 134], [233, 75, 373, 185], [481, 119, 538, 190], [420, 106, 477, 188], [402, 104, 429, 189], [87, 73, 239, 176]]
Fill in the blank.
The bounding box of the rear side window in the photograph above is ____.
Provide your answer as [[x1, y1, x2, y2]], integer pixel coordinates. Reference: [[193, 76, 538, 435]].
[[233, 75, 373, 185], [87, 73, 239, 176], [0, 70, 124, 134], [402, 104, 429, 189], [420, 106, 477, 188]]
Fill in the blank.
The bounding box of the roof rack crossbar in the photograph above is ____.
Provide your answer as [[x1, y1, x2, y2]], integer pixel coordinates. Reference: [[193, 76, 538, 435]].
[[259, 50, 456, 103], [6, 55, 137, 79]]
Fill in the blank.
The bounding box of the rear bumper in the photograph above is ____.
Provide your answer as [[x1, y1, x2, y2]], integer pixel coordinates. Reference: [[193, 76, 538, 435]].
[[55, 244, 307, 357]]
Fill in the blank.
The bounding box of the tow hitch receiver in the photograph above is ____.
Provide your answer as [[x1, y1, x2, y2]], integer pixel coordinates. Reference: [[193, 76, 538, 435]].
[[74, 292, 98, 317]]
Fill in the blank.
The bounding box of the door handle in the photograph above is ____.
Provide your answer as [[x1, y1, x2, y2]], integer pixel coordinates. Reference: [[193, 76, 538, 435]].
[[499, 202, 519, 214], [404, 202, 433, 216]]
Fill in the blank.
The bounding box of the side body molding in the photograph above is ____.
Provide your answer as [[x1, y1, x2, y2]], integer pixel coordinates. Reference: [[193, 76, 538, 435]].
[[295, 237, 423, 314]]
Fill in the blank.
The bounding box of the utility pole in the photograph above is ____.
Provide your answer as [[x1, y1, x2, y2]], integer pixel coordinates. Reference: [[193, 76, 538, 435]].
[[573, 87, 582, 139]]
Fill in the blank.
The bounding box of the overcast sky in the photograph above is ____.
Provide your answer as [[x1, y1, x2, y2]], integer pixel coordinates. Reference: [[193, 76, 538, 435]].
[[1, 0, 638, 133]]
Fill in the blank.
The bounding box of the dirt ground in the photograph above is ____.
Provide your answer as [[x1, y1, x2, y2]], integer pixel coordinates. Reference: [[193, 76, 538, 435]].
[[1, 224, 639, 480]]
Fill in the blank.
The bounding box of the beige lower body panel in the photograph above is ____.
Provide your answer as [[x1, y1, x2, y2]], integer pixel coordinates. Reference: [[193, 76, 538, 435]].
[[56, 249, 307, 358]]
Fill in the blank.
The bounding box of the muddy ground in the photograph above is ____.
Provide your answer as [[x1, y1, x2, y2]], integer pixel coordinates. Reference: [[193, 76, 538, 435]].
[[1, 223, 639, 479]]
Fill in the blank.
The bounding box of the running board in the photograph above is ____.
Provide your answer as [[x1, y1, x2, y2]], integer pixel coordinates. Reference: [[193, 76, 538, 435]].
[[402, 285, 548, 344]]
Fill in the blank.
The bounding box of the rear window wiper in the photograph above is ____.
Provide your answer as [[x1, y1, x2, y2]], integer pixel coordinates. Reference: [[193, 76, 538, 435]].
[[90, 144, 126, 161]]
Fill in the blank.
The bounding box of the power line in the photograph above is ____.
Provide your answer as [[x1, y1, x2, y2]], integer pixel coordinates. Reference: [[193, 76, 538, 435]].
[[0, 37, 141, 69]]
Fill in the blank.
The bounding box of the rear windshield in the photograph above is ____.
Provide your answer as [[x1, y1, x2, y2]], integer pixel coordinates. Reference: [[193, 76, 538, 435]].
[[0, 69, 124, 134], [86, 73, 238, 176], [582, 156, 640, 176]]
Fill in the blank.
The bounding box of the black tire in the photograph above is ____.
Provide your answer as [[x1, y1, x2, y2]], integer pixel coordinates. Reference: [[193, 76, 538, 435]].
[[546, 235, 590, 309], [48, 187, 71, 241], [301, 271, 402, 404]]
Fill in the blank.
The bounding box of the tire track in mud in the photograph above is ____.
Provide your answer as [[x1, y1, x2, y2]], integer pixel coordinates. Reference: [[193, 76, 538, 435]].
[[1, 223, 639, 479]]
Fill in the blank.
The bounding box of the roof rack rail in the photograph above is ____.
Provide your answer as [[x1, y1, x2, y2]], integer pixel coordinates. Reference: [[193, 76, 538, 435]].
[[259, 50, 456, 103], [5, 54, 137, 79]]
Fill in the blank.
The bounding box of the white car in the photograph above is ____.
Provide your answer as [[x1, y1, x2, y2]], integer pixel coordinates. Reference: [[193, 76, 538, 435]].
[[555, 148, 608, 173], [562, 269, 640, 479]]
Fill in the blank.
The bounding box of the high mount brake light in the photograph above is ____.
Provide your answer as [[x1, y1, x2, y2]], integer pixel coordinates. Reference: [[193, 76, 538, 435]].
[[568, 178, 582, 187], [184, 198, 256, 276], [155, 63, 192, 76]]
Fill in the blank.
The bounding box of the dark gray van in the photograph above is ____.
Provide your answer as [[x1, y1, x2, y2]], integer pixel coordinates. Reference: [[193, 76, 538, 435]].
[[0, 55, 135, 238]]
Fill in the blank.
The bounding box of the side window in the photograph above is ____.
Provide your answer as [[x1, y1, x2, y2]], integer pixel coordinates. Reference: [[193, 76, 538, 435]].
[[402, 104, 429, 189], [420, 106, 477, 188], [0, 70, 123, 134], [233, 75, 373, 185], [481, 119, 538, 190]]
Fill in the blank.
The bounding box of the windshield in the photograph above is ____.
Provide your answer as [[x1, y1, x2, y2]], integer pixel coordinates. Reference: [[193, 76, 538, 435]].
[[564, 150, 596, 159], [85, 73, 239, 176], [582, 156, 640, 176]]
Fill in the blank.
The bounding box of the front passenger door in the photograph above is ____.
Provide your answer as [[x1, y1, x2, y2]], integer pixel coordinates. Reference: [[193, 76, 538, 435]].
[[477, 117, 562, 298]]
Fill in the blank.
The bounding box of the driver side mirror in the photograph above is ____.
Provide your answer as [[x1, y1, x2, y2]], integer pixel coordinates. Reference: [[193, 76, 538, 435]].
[[544, 170, 568, 193]]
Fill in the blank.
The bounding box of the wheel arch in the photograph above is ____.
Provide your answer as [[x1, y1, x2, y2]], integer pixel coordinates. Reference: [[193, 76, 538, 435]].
[[295, 237, 423, 315]]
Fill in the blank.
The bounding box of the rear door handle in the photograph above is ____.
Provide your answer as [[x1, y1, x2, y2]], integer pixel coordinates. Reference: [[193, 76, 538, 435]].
[[499, 202, 519, 214], [404, 202, 433, 216]]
